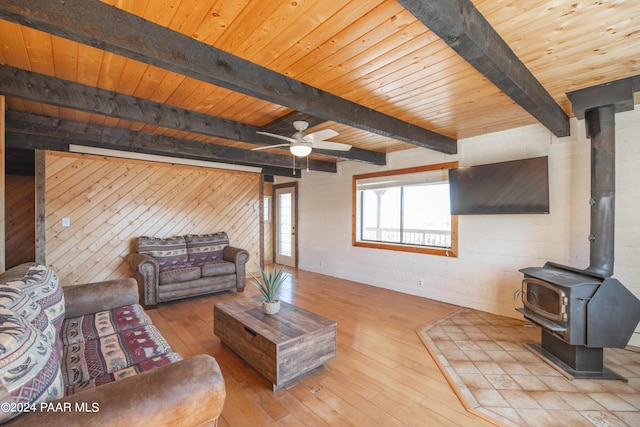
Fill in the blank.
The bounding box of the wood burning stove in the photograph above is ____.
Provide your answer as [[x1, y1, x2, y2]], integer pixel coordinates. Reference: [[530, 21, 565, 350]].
[[517, 262, 640, 379], [519, 262, 600, 346], [517, 83, 640, 380]]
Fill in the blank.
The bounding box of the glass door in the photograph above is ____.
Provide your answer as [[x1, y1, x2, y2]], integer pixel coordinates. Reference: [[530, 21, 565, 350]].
[[274, 183, 297, 267]]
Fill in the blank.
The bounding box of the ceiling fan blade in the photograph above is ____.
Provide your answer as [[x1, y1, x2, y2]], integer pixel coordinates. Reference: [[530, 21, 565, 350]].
[[312, 140, 352, 151], [251, 143, 290, 151], [305, 129, 339, 143], [257, 131, 296, 143]]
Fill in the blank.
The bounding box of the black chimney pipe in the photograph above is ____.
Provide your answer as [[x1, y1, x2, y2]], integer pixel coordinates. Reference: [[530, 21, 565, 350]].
[[585, 105, 615, 277], [568, 78, 635, 277]]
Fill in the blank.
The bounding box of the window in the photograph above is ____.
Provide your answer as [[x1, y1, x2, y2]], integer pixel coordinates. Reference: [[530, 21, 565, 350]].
[[263, 196, 271, 222], [353, 162, 458, 257]]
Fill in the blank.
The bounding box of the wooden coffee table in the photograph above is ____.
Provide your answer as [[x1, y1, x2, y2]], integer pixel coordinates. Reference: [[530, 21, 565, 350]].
[[214, 296, 337, 390]]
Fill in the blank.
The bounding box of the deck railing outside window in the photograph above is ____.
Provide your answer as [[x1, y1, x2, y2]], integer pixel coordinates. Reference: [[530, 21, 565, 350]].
[[362, 227, 451, 248]]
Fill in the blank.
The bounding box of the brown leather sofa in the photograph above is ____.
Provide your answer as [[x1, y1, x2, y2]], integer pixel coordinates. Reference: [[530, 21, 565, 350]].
[[126, 232, 249, 309], [0, 263, 226, 426]]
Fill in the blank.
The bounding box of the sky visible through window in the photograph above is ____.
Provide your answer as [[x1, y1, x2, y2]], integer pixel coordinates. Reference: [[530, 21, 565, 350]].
[[362, 183, 451, 232]]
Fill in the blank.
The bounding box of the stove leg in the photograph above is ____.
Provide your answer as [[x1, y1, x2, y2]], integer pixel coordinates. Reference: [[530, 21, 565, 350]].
[[541, 330, 603, 372]]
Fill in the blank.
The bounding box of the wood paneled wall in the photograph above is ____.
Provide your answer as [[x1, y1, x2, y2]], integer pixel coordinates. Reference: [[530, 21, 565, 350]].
[[44, 151, 261, 286], [5, 175, 35, 268]]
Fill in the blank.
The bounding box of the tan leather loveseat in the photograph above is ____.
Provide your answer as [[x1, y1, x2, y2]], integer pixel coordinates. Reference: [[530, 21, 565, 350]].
[[126, 232, 249, 309]]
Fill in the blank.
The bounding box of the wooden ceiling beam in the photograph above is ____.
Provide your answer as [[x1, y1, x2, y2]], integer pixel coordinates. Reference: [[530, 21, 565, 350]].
[[5, 110, 336, 175], [0, 0, 456, 154], [398, 0, 570, 137], [5, 131, 306, 177], [4, 131, 312, 178], [0, 65, 382, 165]]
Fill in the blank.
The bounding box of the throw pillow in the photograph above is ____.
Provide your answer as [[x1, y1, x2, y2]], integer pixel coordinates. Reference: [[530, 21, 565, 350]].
[[8, 264, 65, 332], [0, 308, 64, 423], [0, 284, 57, 352], [2, 264, 65, 360], [136, 236, 189, 271], [185, 232, 229, 265]]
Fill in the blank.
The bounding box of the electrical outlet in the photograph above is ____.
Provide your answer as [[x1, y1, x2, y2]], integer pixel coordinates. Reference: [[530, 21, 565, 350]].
[[417, 279, 424, 287], [62, 217, 71, 227]]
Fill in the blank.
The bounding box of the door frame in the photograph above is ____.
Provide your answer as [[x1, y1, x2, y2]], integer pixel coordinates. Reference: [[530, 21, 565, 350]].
[[272, 182, 298, 268]]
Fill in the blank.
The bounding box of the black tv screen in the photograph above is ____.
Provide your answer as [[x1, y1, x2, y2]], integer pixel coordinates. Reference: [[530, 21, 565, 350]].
[[448, 156, 549, 215]]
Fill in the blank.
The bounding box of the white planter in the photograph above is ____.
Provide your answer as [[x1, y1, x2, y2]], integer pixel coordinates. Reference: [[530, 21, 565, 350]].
[[262, 300, 280, 315]]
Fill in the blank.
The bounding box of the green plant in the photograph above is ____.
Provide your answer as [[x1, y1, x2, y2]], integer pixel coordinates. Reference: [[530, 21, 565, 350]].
[[249, 264, 287, 303]]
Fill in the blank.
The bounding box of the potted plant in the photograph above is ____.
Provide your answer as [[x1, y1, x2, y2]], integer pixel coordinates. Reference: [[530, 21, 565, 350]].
[[249, 263, 287, 314]]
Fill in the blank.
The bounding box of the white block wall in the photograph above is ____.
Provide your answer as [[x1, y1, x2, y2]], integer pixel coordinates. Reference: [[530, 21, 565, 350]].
[[281, 108, 640, 347]]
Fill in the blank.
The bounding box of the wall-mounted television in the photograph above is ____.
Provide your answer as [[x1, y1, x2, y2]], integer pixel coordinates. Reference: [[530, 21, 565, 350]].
[[448, 156, 550, 215]]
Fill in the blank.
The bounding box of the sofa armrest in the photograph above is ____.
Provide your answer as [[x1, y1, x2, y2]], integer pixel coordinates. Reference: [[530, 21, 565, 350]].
[[5, 355, 225, 427], [64, 278, 139, 318], [126, 253, 160, 309], [223, 246, 250, 292]]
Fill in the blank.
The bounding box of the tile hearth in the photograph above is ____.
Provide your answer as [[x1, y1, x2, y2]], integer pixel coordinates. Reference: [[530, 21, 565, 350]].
[[418, 308, 640, 427]]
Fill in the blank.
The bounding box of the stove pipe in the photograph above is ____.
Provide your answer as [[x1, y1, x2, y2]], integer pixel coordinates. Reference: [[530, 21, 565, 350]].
[[585, 105, 615, 277]]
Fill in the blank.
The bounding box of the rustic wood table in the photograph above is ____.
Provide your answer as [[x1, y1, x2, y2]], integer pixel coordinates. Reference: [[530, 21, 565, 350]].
[[214, 296, 337, 390]]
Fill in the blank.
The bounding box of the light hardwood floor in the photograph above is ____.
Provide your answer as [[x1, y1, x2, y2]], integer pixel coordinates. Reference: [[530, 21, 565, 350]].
[[147, 268, 495, 426]]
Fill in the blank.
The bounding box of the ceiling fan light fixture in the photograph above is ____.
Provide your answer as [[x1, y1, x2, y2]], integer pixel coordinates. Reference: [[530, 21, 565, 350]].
[[290, 144, 312, 157], [256, 121, 349, 159]]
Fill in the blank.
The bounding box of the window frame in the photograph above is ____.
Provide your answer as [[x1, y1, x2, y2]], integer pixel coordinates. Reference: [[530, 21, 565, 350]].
[[352, 162, 458, 257]]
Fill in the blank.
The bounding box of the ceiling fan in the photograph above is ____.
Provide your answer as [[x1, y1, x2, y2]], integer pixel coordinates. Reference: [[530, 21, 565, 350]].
[[253, 121, 351, 157]]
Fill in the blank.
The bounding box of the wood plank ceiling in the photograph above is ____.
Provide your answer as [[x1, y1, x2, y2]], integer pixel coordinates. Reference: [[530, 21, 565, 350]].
[[0, 0, 639, 175]]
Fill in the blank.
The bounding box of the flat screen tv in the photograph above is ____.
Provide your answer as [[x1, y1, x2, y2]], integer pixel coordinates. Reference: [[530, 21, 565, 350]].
[[448, 156, 549, 215]]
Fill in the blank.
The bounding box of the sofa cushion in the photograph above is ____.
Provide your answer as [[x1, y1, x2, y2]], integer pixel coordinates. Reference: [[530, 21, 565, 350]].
[[61, 304, 153, 345], [185, 232, 229, 265], [65, 352, 183, 396], [201, 261, 236, 277], [0, 308, 64, 423], [158, 265, 201, 286], [137, 236, 189, 272], [61, 325, 173, 386]]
